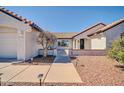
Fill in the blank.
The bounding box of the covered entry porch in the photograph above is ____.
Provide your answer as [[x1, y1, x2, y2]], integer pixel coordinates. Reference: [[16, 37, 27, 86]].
[[73, 38, 91, 50]]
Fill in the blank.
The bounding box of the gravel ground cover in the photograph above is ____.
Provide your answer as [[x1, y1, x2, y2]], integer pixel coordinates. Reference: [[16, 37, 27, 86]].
[[72, 56, 124, 86]]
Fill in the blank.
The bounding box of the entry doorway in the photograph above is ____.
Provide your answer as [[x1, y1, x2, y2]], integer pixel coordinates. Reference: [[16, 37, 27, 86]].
[[80, 39, 84, 49]]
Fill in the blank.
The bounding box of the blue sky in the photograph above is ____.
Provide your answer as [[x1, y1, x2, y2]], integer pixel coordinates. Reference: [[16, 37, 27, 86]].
[[5, 6, 124, 32]]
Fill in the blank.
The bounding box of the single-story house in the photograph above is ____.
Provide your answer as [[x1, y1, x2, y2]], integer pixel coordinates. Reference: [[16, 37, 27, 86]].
[[1, 7, 124, 60], [53, 19, 124, 50], [0, 7, 45, 61]]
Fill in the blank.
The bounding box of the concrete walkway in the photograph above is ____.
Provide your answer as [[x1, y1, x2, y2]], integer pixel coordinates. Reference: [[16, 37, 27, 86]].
[[54, 55, 71, 63], [54, 49, 71, 63], [45, 63, 82, 83], [45, 49, 82, 83]]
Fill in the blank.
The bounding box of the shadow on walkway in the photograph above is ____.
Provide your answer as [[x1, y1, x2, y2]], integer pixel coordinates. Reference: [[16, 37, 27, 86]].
[[0, 58, 17, 63], [54, 49, 71, 63]]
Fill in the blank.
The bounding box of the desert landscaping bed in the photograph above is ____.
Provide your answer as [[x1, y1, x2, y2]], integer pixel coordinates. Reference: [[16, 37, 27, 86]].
[[72, 56, 124, 86], [13, 56, 55, 65]]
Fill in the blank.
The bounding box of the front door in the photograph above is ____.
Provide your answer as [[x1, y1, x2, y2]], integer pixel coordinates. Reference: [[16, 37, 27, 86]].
[[80, 39, 84, 49]]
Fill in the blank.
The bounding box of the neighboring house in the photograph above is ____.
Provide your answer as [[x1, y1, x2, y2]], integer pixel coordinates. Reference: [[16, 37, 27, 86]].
[[0, 7, 44, 61]]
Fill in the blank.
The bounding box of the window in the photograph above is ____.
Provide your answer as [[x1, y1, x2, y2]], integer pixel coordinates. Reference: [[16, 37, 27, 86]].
[[58, 40, 69, 47]]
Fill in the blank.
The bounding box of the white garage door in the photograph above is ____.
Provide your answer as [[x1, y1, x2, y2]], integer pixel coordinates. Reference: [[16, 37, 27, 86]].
[[0, 33, 17, 58]]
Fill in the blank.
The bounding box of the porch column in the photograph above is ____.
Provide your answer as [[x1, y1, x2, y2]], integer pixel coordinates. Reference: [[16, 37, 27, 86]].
[[17, 29, 26, 61], [73, 39, 77, 49], [17, 26, 32, 61], [76, 40, 80, 49]]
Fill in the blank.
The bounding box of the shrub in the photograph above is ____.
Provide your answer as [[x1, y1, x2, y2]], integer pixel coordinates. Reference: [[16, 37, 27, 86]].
[[117, 51, 124, 64], [108, 37, 124, 64]]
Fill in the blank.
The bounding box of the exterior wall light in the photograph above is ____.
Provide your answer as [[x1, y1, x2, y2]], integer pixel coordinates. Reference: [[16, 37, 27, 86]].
[[0, 73, 3, 86], [37, 74, 44, 86]]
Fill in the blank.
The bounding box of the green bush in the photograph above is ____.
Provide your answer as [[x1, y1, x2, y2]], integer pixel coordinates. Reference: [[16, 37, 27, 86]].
[[108, 37, 124, 64]]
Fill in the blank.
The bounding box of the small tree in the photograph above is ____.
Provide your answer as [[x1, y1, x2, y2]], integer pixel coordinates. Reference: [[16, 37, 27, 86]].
[[37, 31, 56, 57], [108, 37, 124, 64]]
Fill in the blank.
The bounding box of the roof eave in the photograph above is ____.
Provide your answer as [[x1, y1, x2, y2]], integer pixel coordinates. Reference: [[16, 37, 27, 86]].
[[0, 7, 43, 32], [57, 38, 72, 39], [88, 19, 124, 37], [72, 23, 106, 38]]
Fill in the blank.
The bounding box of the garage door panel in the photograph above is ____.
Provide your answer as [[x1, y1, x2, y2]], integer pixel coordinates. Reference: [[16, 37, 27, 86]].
[[0, 33, 17, 58]]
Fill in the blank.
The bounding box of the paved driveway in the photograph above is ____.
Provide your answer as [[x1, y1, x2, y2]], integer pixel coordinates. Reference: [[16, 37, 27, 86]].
[[0, 63, 11, 69], [0, 65, 29, 82], [9, 65, 50, 83]]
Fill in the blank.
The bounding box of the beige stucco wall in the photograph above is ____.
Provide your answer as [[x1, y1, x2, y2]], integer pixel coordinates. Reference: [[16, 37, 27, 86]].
[[90, 33, 106, 49], [0, 11, 40, 61], [25, 30, 40, 60], [84, 39, 91, 49], [105, 22, 124, 48]]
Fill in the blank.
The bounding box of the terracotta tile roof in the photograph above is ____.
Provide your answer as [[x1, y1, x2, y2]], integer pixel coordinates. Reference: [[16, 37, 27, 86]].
[[0, 7, 43, 32], [88, 18, 124, 37], [53, 32, 78, 39], [72, 23, 106, 38]]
